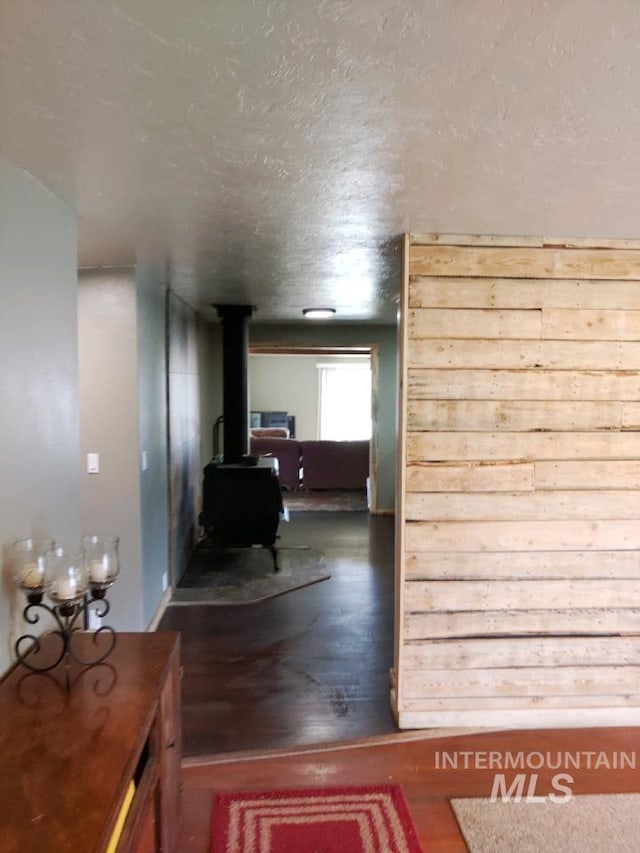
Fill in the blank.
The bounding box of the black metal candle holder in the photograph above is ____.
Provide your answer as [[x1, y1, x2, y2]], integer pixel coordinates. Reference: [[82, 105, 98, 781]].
[[15, 586, 117, 672]]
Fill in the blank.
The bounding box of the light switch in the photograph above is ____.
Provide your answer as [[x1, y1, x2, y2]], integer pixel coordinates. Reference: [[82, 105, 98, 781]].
[[141, 449, 148, 471], [87, 452, 100, 474]]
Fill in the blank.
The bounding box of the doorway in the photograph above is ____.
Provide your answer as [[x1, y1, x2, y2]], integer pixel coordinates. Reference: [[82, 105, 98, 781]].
[[248, 344, 380, 512], [160, 342, 398, 755]]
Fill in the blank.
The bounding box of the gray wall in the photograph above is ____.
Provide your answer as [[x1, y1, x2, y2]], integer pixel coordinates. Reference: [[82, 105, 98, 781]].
[[0, 155, 80, 672], [137, 267, 170, 625], [78, 270, 143, 630], [167, 294, 220, 582], [249, 324, 398, 512], [198, 320, 222, 466], [78, 266, 170, 630]]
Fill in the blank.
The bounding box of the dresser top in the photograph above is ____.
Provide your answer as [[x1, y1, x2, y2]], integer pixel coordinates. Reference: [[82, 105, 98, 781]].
[[0, 631, 180, 852]]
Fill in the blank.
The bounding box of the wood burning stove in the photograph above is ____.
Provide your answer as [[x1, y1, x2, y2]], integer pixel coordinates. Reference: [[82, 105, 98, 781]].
[[198, 304, 282, 571], [199, 457, 282, 570]]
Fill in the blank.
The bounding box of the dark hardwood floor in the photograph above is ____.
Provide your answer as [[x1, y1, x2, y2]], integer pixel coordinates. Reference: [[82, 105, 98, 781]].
[[158, 511, 397, 757], [160, 511, 640, 851]]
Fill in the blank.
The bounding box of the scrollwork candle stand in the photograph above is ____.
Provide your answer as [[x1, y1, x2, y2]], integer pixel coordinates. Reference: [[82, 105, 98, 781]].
[[15, 585, 117, 673], [13, 536, 120, 673]]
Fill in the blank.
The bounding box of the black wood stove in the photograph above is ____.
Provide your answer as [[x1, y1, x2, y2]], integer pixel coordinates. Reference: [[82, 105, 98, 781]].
[[198, 304, 282, 571]]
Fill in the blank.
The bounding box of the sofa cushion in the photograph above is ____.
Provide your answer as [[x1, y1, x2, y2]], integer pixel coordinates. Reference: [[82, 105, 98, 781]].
[[300, 440, 369, 490]]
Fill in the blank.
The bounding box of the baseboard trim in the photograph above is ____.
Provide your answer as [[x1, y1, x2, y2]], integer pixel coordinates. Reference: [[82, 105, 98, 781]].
[[181, 727, 495, 768], [146, 586, 172, 632]]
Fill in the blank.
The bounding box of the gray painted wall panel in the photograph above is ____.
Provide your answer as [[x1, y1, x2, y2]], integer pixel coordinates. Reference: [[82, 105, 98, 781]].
[[78, 270, 143, 631], [137, 267, 169, 625], [0, 155, 80, 672]]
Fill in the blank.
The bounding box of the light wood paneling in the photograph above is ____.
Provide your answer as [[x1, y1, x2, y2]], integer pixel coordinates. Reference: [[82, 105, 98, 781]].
[[395, 235, 640, 730], [407, 399, 620, 432], [407, 339, 640, 370], [409, 245, 640, 280], [399, 694, 640, 713], [397, 707, 640, 729], [405, 490, 640, 521], [410, 277, 640, 310], [403, 666, 640, 699], [405, 519, 640, 552], [409, 233, 545, 247], [404, 609, 640, 640], [621, 403, 640, 429], [407, 431, 640, 462], [542, 308, 640, 340], [410, 233, 640, 249], [406, 461, 534, 493], [535, 460, 640, 490], [405, 550, 640, 580], [408, 368, 640, 401], [406, 579, 640, 611], [409, 308, 541, 339], [403, 637, 640, 670]]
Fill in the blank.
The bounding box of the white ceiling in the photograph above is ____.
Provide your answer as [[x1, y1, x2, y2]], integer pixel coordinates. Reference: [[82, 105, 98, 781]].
[[3, 1, 640, 323]]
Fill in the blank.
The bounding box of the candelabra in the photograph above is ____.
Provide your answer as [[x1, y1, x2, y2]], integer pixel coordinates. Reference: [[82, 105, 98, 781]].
[[12, 536, 120, 673]]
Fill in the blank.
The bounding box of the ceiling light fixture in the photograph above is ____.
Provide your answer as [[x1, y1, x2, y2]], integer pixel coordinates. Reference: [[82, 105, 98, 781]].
[[302, 308, 336, 320]]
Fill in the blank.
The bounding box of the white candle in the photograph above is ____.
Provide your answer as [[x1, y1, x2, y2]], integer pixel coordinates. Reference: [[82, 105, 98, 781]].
[[55, 577, 78, 600], [90, 559, 109, 583], [20, 563, 43, 589]]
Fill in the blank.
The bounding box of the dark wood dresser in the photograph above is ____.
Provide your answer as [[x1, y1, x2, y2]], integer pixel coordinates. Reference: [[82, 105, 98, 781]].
[[0, 631, 181, 852]]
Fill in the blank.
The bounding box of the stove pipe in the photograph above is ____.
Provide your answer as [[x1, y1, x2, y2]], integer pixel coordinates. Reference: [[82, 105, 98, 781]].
[[215, 304, 253, 464]]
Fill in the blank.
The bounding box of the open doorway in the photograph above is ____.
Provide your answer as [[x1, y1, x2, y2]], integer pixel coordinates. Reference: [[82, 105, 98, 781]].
[[161, 339, 398, 755], [248, 344, 380, 512]]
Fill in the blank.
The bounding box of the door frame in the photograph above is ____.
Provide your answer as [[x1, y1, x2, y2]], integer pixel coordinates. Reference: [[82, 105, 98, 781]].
[[248, 343, 380, 513]]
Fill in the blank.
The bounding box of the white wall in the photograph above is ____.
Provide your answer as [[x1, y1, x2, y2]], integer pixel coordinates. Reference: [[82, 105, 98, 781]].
[[0, 155, 80, 672], [249, 353, 370, 440]]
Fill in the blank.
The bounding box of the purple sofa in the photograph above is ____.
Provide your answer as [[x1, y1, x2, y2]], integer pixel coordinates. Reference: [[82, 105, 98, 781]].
[[300, 440, 369, 490], [250, 437, 370, 491], [249, 436, 301, 491]]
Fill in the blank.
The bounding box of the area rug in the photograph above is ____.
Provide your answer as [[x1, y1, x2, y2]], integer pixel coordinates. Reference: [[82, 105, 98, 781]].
[[451, 792, 640, 852], [211, 785, 423, 852], [173, 545, 330, 604], [283, 489, 368, 512]]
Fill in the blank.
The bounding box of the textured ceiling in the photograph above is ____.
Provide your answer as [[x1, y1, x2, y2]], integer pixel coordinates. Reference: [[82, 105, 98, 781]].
[[2, 1, 640, 323]]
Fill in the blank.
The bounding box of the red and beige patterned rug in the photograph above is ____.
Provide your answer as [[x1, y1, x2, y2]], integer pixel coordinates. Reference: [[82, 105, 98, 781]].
[[211, 784, 423, 852]]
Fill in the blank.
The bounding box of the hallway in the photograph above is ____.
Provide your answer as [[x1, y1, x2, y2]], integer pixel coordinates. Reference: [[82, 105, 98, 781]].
[[158, 511, 397, 757]]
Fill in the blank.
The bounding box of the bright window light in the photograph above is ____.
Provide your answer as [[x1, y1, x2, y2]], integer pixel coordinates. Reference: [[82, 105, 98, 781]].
[[318, 363, 372, 440]]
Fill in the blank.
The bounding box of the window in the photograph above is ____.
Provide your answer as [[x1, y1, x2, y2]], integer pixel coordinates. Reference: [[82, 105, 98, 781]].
[[317, 362, 372, 440]]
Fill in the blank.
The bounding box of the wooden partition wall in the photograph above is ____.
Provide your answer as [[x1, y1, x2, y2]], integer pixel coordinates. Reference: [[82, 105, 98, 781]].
[[393, 233, 640, 729]]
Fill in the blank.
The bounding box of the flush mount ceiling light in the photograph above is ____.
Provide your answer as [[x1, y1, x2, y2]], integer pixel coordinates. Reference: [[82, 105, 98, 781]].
[[302, 308, 336, 319]]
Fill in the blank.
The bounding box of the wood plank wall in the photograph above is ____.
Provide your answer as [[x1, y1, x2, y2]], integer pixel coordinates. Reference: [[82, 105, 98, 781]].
[[393, 233, 640, 729]]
